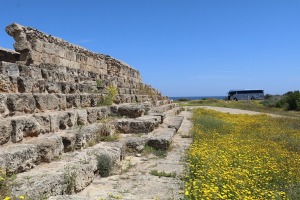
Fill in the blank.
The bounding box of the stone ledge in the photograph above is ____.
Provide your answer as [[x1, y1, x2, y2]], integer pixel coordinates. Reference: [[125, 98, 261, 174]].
[[10, 142, 124, 199]]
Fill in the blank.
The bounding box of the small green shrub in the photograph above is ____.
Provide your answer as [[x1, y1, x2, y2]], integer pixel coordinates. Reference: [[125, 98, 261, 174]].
[[96, 79, 103, 87], [283, 91, 300, 111], [97, 86, 118, 106], [150, 170, 177, 178], [260, 95, 282, 107], [63, 166, 77, 194], [97, 155, 112, 177], [142, 145, 168, 158]]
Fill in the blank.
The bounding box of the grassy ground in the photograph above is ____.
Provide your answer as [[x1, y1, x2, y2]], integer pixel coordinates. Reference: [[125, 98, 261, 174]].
[[184, 108, 300, 199], [177, 99, 300, 118]]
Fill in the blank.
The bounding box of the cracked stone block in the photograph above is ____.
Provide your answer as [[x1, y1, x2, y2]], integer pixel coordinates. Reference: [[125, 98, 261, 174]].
[[66, 94, 81, 108], [11, 116, 40, 142], [34, 113, 51, 134], [80, 94, 91, 107], [76, 109, 87, 125], [27, 135, 64, 163], [34, 94, 60, 111], [7, 94, 36, 114], [45, 82, 61, 93], [0, 144, 38, 173], [87, 108, 98, 123], [0, 119, 11, 145], [0, 94, 8, 117]]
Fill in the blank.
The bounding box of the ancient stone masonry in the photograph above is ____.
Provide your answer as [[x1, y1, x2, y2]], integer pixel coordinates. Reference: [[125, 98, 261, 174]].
[[0, 23, 178, 198], [0, 22, 169, 145]]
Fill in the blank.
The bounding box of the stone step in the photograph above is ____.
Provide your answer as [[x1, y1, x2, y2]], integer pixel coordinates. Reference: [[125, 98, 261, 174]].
[[0, 122, 116, 175], [0, 105, 179, 175], [0, 61, 140, 94], [7, 107, 182, 199], [0, 102, 175, 146], [116, 115, 162, 134], [163, 115, 184, 131], [0, 106, 110, 145], [111, 103, 150, 118], [10, 142, 125, 199], [122, 114, 184, 152], [148, 103, 176, 114], [0, 92, 169, 118]]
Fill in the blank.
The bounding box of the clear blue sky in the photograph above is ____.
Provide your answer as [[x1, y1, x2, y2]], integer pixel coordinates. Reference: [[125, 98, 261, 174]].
[[1, 0, 299, 97]]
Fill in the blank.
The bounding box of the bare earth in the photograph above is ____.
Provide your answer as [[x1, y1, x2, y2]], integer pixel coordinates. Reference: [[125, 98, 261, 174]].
[[76, 111, 193, 200], [195, 106, 282, 117]]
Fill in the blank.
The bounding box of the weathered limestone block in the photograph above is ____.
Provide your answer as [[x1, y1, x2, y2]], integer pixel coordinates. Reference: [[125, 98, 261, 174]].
[[11, 142, 123, 198], [111, 104, 145, 118], [113, 95, 121, 104], [78, 83, 95, 93], [145, 128, 176, 150], [11, 116, 40, 142], [26, 135, 64, 163], [61, 82, 78, 94], [45, 82, 62, 93], [0, 61, 19, 76], [76, 109, 87, 125], [124, 137, 146, 152], [17, 76, 34, 93], [0, 119, 11, 145], [49, 113, 60, 132], [74, 123, 114, 150], [80, 94, 91, 107], [0, 64, 19, 94], [34, 113, 51, 134], [0, 144, 38, 173], [67, 111, 78, 128], [135, 95, 143, 103], [32, 79, 46, 93], [66, 67, 78, 77], [97, 106, 110, 120], [57, 111, 77, 130], [86, 108, 98, 123], [0, 47, 20, 63], [57, 94, 67, 110], [131, 95, 137, 103], [116, 116, 160, 134], [61, 131, 76, 152], [41, 69, 59, 82], [34, 94, 61, 111], [118, 94, 132, 103], [164, 115, 184, 131], [0, 94, 9, 117], [7, 94, 36, 114], [90, 94, 101, 107], [66, 94, 81, 108], [149, 103, 175, 113], [18, 64, 42, 79], [49, 196, 88, 200]]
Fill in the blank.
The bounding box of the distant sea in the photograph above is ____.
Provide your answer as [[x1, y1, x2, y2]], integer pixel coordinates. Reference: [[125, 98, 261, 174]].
[[170, 96, 226, 101]]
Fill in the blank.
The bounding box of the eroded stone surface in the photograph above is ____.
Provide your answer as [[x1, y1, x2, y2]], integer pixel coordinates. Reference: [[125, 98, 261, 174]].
[[0, 144, 38, 173], [11, 142, 124, 199]]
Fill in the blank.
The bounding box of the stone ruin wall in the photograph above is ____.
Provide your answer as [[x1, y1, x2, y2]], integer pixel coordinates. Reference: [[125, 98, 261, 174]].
[[1, 23, 166, 102], [0, 23, 169, 146], [5, 23, 142, 82]]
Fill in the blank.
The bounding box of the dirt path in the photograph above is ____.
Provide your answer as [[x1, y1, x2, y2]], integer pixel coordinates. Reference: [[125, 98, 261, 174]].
[[75, 111, 193, 200], [190, 106, 282, 117]]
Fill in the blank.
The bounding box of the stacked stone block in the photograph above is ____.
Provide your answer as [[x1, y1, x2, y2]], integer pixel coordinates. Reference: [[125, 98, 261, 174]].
[[0, 22, 175, 198]]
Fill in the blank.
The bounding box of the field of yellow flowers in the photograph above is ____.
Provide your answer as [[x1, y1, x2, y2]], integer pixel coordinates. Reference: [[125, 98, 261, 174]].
[[185, 108, 300, 199]]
